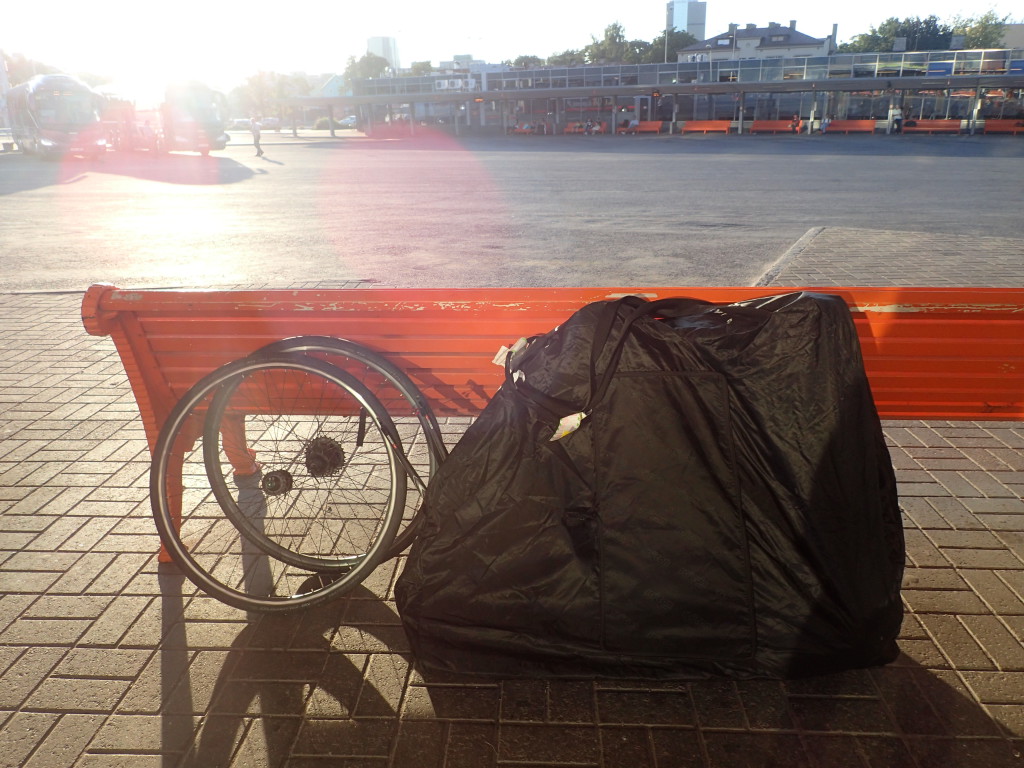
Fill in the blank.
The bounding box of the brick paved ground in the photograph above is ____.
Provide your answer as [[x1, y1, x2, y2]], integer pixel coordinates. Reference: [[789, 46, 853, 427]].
[[1, 227, 1022, 767]]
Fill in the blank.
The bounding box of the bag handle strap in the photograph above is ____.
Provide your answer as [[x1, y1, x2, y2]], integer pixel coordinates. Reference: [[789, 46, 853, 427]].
[[506, 295, 710, 422], [584, 296, 710, 413]]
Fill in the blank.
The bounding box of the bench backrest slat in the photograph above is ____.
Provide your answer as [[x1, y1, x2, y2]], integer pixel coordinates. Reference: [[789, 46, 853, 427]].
[[83, 284, 1024, 451]]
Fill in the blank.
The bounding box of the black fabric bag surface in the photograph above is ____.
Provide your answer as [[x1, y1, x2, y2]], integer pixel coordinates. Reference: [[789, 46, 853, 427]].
[[395, 292, 904, 679]]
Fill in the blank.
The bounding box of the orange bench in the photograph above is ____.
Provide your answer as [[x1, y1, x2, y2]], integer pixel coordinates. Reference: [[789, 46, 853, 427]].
[[681, 120, 732, 134], [81, 284, 1024, 564], [982, 118, 1024, 135], [619, 121, 663, 134], [824, 120, 876, 134], [565, 121, 607, 134], [901, 119, 962, 134], [751, 120, 802, 134], [83, 284, 1024, 437]]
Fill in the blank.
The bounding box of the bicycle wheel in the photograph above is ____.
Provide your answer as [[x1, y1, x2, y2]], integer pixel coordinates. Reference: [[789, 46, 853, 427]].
[[251, 336, 448, 557], [151, 353, 406, 613], [203, 354, 406, 573]]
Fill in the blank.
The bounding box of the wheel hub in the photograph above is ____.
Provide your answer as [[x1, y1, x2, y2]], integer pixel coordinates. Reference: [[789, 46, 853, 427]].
[[305, 436, 345, 478], [261, 469, 294, 496]]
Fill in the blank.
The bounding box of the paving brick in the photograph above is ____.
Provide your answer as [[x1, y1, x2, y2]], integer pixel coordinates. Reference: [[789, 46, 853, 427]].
[[963, 498, 1024, 516], [690, 681, 746, 729], [53, 647, 152, 679], [300, 652, 364, 720], [597, 688, 696, 726], [855, 736, 917, 768], [391, 720, 445, 768], [601, 725, 654, 768], [295, 718, 395, 758], [959, 615, 1024, 671], [498, 722, 600, 763], [78, 595, 154, 647], [941, 548, 1023, 570], [908, 736, 1023, 768], [0, 647, 67, 709], [788, 695, 895, 734], [445, 721, 499, 768], [91, 712, 197, 755], [23, 594, 112, 620], [0, 711, 60, 768], [21, 712, 105, 768], [872, 666, 951, 735], [903, 589, 991, 615], [986, 705, 1024, 739], [702, 731, 811, 768], [914, 669, 1005, 737], [499, 679, 547, 722], [650, 727, 705, 767], [899, 498, 952, 529], [23, 676, 131, 713], [927, 496, 989, 530], [0, 617, 91, 647], [902, 530, 951, 567], [902, 567, 969, 591], [406, 684, 499, 722], [233, 713, 304, 765], [548, 680, 597, 724], [895, 639, 953, 669], [961, 571, 1024, 616], [961, 671, 1024, 705], [801, 734, 865, 768], [918, 615, 996, 670]]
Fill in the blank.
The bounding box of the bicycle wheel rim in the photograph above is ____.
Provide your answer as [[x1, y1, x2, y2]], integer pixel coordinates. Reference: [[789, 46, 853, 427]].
[[204, 356, 406, 573], [151, 354, 405, 613]]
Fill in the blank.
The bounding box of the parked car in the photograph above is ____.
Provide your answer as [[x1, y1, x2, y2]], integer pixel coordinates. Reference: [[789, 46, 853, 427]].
[[339, 116, 358, 128]]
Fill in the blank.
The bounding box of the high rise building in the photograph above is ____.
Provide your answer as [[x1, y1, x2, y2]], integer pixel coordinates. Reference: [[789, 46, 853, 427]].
[[368, 37, 400, 71], [666, 0, 707, 41]]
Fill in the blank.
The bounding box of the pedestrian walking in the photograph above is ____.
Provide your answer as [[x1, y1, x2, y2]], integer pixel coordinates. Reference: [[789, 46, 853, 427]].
[[250, 117, 264, 157], [891, 105, 904, 134]]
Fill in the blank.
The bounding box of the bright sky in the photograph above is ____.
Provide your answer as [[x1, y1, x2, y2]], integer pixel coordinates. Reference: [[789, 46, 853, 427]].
[[2, 0, 1017, 94]]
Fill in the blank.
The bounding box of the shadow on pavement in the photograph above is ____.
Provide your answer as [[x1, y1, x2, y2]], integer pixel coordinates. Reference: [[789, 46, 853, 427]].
[[0, 151, 254, 195], [158, 576, 407, 768], [151, 561, 1024, 767]]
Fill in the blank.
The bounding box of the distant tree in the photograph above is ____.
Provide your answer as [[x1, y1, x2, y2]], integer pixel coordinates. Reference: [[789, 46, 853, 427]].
[[3, 51, 59, 86], [343, 53, 390, 81], [409, 61, 434, 76], [548, 49, 586, 66], [511, 55, 545, 68], [583, 23, 629, 63], [839, 16, 953, 52], [645, 28, 698, 63], [230, 72, 273, 118], [229, 72, 309, 120], [950, 11, 1009, 48]]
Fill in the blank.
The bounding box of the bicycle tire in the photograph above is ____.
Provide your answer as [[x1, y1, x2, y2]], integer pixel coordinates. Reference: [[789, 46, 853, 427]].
[[250, 336, 448, 557], [151, 353, 406, 613], [203, 354, 405, 573]]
